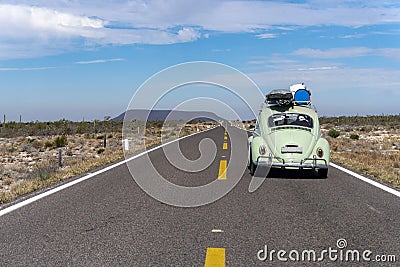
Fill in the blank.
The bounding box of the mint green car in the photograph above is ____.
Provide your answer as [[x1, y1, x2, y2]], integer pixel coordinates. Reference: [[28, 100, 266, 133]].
[[248, 89, 330, 178]]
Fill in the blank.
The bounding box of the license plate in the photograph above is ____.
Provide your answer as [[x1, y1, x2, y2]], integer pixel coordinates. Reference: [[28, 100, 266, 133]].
[[281, 146, 303, 153]]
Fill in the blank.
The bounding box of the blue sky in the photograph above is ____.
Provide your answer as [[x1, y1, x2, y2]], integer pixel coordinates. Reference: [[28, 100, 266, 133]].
[[0, 0, 399, 121]]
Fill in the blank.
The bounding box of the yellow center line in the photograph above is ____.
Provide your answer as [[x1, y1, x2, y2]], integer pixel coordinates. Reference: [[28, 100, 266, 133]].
[[223, 142, 228, 150], [224, 136, 228, 140], [204, 248, 225, 267], [218, 160, 227, 180]]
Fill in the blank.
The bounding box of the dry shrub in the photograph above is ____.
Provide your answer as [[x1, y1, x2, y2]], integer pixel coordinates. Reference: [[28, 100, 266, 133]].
[[327, 134, 400, 188], [0, 149, 124, 204]]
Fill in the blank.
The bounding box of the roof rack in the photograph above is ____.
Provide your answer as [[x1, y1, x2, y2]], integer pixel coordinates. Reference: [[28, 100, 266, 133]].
[[265, 83, 312, 107]]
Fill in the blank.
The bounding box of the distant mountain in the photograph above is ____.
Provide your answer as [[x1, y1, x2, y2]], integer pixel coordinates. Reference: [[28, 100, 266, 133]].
[[112, 109, 226, 122]]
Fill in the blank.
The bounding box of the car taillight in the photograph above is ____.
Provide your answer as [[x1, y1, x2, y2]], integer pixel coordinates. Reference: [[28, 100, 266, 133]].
[[259, 145, 266, 155], [317, 148, 323, 158]]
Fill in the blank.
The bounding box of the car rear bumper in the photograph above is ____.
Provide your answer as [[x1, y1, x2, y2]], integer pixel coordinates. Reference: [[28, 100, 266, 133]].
[[255, 155, 328, 170]]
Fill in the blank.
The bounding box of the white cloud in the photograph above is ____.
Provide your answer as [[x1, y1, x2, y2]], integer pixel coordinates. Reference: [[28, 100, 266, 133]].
[[0, 57, 124, 71], [0, 66, 61, 71], [0, 42, 66, 59], [249, 67, 400, 93], [376, 48, 400, 60], [295, 66, 338, 71], [212, 49, 231, 53], [0, 4, 104, 39], [1, 1, 400, 58], [339, 33, 366, 39], [4, 1, 400, 32], [0, 3, 202, 58], [246, 56, 343, 72], [247, 57, 298, 65], [247, 66, 400, 115], [293, 47, 372, 58], [91, 27, 201, 45], [177, 27, 201, 42], [256, 33, 278, 39], [293, 47, 400, 60], [245, 52, 400, 93], [75, 58, 125, 65]]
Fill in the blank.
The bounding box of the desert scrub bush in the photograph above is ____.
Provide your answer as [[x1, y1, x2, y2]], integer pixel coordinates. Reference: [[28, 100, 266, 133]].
[[2, 177, 14, 186], [54, 135, 67, 147], [26, 137, 35, 143], [20, 143, 35, 153], [30, 164, 58, 181], [44, 140, 54, 148], [350, 133, 360, 140], [331, 151, 400, 188], [96, 135, 104, 140], [32, 140, 43, 149], [0, 143, 125, 204], [77, 124, 88, 134], [328, 129, 340, 138], [97, 148, 105, 154]]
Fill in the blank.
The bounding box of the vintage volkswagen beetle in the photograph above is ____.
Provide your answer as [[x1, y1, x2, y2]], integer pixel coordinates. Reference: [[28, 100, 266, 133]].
[[248, 84, 330, 177]]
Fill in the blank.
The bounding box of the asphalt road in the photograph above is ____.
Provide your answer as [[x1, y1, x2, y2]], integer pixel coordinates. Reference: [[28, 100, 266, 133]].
[[0, 126, 399, 266]]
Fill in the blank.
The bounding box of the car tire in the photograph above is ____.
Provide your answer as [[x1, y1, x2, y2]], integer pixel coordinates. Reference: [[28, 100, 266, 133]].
[[249, 153, 257, 176], [247, 151, 251, 170], [318, 168, 328, 178]]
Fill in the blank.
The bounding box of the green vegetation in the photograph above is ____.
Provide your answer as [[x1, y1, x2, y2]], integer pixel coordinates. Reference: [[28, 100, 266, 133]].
[[319, 115, 400, 128], [327, 129, 340, 138], [31, 164, 58, 181], [0, 150, 124, 204], [350, 133, 359, 140], [323, 114, 399, 189], [44, 140, 54, 148], [0, 119, 124, 138], [54, 135, 68, 147]]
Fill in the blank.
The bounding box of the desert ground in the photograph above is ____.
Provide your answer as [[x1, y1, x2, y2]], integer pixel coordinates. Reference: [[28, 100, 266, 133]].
[[320, 116, 399, 188]]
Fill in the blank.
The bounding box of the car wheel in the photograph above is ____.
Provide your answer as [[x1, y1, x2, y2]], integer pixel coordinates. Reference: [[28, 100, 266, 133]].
[[249, 154, 257, 175], [250, 162, 257, 176], [318, 168, 328, 178], [247, 149, 251, 170]]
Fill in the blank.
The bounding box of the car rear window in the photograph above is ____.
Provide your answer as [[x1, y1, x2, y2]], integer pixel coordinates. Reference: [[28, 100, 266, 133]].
[[268, 113, 313, 128]]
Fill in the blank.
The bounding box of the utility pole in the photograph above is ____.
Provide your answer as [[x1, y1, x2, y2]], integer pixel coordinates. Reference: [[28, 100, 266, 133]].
[[103, 116, 111, 148], [58, 148, 62, 167]]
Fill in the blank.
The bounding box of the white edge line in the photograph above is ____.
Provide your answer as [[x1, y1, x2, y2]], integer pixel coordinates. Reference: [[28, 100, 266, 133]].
[[0, 126, 219, 217], [330, 163, 400, 198]]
